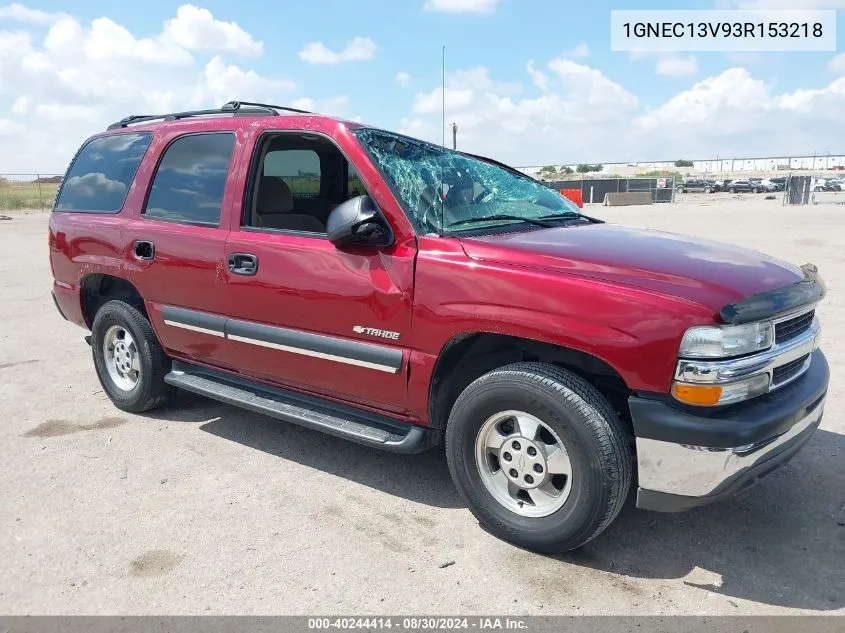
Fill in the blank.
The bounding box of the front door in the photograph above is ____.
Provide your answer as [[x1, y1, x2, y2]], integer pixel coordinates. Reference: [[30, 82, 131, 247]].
[[220, 131, 416, 414]]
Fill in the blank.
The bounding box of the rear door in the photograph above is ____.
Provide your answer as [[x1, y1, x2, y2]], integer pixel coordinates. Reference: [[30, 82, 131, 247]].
[[220, 129, 417, 414], [124, 129, 243, 368]]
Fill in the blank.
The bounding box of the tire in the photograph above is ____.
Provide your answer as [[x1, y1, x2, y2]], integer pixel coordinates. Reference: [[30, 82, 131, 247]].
[[729, 187, 736, 193], [752, 187, 759, 194], [91, 300, 173, 413], [704, 187, 712, 194], [445, 362, 632, 553], [675, 186, 685, 193]]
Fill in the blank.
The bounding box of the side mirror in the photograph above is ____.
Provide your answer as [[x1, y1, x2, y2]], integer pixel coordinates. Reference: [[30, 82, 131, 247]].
[[326, 195, 392, 247]]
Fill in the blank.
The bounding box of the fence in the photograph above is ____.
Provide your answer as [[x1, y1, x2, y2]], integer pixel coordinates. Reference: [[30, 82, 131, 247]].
[[0, 174, 63, 212], [544, 177, 675, 204]]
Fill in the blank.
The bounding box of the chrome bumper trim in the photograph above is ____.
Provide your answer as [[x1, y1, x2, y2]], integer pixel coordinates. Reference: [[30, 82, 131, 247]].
[[675, 317, 820, 391], [636, 396, 825, 498]]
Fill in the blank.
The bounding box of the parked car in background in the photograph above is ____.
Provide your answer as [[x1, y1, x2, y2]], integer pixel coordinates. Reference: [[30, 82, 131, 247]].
[[754, 179, 779, 193], [726, 179, 761, 193], [813, 179, 842, 192], [769, 177, 787, 191], [675, 179, 718, 193]]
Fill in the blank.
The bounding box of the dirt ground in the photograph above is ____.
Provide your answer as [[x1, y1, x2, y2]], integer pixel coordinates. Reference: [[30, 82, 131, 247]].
[[1, 194, 843, 615]]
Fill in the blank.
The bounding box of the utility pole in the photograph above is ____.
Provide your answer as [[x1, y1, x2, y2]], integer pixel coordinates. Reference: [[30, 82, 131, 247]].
[[451, 122, 457, 150]]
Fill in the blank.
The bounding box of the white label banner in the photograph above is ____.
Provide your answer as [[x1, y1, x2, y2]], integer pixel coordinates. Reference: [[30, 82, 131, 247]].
[[611, 10, 836, 52]]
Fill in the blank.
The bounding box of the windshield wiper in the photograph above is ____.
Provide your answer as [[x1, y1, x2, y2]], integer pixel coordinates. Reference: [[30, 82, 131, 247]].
[[447, 214, 555, 229], [536, 212, 585, 221]]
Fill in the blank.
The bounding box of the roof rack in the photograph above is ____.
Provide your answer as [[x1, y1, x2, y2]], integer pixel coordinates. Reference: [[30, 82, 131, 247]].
[[106, 101, 313, 131]]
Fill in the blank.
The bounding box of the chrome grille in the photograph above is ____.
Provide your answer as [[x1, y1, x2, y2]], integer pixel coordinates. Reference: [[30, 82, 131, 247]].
[[775, 310, 815, 344], [772, 353, 810, 387]]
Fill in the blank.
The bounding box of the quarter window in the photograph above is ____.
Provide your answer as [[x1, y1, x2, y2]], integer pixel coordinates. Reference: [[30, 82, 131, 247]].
[[54, 133, 152, 213], [143, 133, 235, 225]]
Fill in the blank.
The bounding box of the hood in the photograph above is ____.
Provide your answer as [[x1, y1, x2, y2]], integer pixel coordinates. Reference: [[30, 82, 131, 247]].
[[459, 223, 804, 314]]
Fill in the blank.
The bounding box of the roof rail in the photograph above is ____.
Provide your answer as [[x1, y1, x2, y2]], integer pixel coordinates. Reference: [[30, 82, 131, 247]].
[[221, 100, 312, 115], [106, 100, 312, 131]]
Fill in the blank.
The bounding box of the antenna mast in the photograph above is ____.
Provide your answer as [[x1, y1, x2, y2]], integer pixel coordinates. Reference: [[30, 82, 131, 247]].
[[442, 45, 446, 148]]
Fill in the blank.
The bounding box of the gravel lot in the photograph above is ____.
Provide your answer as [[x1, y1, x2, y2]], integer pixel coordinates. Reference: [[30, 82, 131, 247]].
[[1, 194, 843, 615]]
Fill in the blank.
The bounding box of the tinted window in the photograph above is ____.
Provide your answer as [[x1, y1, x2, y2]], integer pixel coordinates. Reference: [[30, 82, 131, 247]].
[[55, 133, 152, 213], [144, 133, 235, 225], [348, 165, 366, 199], [264, 149, 320, 197]]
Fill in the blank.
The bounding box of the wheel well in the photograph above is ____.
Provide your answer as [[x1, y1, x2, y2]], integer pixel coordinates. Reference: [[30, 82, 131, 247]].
[[80, 274, 146, 328], [428, 333, 633, 433]]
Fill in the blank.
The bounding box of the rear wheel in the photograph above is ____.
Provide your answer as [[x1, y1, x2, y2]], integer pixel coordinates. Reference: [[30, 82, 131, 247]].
[[91, 300, 173, 413], [675, 186, 685, 193], [445, 362, 632, 553], [729, 187, 736, 193]]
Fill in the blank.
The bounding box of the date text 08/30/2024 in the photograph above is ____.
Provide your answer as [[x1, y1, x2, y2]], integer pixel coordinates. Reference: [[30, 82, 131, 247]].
[[308, 618, 528, 630]]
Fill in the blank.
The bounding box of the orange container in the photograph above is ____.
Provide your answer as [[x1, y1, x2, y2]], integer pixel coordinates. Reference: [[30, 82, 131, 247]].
[[559, 188, 583, 208]]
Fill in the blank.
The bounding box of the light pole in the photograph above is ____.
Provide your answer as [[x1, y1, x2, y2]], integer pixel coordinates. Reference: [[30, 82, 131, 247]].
[[451, 122, 457, 150]]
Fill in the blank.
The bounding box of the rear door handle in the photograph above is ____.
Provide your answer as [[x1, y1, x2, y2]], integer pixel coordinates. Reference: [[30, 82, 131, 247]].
[[228, 253, 258, 276], [134, 240, 155, 260]]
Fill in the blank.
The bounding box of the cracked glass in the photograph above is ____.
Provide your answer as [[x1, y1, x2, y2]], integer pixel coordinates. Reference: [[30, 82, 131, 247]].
[[352, 128, 582, 235]]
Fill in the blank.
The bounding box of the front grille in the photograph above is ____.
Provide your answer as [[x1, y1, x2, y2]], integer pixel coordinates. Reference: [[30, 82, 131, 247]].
[[775, 310, 815, 344], [772, 354, 810, 385]]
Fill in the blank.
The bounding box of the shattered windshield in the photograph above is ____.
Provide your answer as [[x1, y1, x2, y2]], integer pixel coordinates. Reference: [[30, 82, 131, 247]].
[[352, 128, 582, 235]]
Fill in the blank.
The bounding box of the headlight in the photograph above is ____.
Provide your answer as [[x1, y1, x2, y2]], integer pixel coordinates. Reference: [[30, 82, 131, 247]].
[[671, 374, 770, 407], [679, 322, 773, 359]]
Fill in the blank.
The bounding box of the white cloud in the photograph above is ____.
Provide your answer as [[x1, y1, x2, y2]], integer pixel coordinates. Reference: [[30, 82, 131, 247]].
[[299, 37, 376, 64], [34, 102, 100, 122], [424, 0, 501, 13], [400, 57, 845, 167], [11, 95, 30, 114], [828, 53, 845, 75], [567, 42, 590, 59], [655, 55, 699, 77], [0, 3, 66, 24], [633, 67, 845, 157], [395, 72, 411, 87], [84, 17, 194, 65], [402, 58, 638, 163], [636, 69, 770, 132], [631, 51, 698, 77], [198, 56, 295, 105], [724, 0, 845, 7], [0, 118, 24, 135], [526, 60, 549, 92], [0, 4, 304, 172], [290, 95, 350, 116], [161, 4, 262, 57]]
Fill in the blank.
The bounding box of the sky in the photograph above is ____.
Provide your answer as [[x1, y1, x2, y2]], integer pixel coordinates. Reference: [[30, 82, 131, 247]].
[[2, 0, 845, 173]]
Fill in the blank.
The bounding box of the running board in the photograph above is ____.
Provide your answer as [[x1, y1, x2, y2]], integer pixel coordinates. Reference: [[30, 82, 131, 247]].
[[164, 362, 440, 454]]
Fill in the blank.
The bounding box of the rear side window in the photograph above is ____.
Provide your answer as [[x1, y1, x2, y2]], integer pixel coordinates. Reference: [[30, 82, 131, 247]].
[[54, 133, 152, 213], [143, 133, 235, 226]]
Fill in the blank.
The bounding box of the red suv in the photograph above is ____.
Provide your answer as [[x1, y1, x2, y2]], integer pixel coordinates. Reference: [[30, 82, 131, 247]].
[[49, 101, 828, 552]]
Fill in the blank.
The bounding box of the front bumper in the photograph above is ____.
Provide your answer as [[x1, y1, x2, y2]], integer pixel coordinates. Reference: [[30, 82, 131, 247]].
[[632, 349, 829, 512]]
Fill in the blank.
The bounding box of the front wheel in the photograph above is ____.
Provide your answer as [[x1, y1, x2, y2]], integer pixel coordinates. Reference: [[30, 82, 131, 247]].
[[91, 300, 173, 413], [729, 187, 736, 193], [704, 187, 712, 194], [445, 363, 632, 553]]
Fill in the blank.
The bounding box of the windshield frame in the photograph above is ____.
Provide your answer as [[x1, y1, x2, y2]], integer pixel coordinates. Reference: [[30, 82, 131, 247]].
[[350, 127, 585, 237]]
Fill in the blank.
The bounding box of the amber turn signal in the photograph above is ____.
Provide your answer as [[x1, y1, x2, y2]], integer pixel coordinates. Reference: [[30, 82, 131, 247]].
[[671, 383, 723, 406]]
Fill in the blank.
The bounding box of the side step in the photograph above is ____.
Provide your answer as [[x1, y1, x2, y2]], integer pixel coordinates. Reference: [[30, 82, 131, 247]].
[[164, 362, 440, 454]]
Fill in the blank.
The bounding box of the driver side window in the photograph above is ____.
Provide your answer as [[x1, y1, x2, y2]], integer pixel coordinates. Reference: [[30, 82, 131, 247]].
[[243, 133, 370, 235]]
